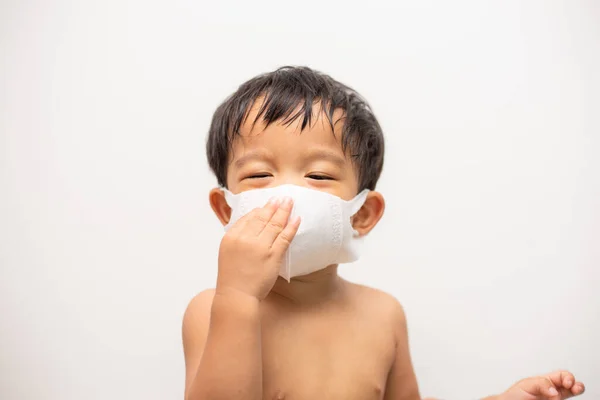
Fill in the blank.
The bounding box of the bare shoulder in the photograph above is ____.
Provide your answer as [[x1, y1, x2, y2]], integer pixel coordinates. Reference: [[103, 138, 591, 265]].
[[344, 281, 407, 329], [342, 281, 408, 371], [182, 289, 215, 343], [184, 288, 216, 314]]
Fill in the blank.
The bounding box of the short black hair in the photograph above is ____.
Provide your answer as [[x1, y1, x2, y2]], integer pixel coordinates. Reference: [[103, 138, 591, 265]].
[[206, 66, 384, 191]]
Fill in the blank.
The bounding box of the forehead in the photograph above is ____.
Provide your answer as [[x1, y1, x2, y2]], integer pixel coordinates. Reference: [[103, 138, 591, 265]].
[[232, 100, 346, 154]]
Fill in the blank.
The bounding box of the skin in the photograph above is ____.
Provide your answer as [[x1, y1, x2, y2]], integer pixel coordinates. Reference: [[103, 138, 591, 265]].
[[182, 102, 586, 400]]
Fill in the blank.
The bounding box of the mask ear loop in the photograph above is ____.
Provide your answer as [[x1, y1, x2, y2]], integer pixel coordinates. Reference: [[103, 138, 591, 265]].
[[221, 187, 240, 231], [347, 189, 370, 237], [328, 190, 370, 265], [348, 189, 370, 215]]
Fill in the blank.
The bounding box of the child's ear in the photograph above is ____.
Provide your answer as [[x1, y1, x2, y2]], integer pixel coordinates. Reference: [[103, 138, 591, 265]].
[[352, 191, 385, 236], [209, 188, 232, 226]]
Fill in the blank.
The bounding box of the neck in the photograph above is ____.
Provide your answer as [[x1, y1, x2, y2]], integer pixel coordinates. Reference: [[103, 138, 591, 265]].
[[268, 265, 344, 305]]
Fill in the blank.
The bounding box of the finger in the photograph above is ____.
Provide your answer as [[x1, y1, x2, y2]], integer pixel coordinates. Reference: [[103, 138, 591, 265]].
[[571, 382, 585, 396], [526, 377, 559, 399], [544, 370, 583, 399], [240, 197, 282, 236], [562, 371, 575, 390], [226, 207, 260, 234], [227, 199, 279, 234], [225, 208, 256, 234], [546, 370, 575, 390], [558, 388, 576, 400], [259, 197, 294, 243], [271, 215, 301, 254]]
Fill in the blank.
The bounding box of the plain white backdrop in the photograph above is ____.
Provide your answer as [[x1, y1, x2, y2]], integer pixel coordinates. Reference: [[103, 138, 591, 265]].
[[1, 1, 599, 399]]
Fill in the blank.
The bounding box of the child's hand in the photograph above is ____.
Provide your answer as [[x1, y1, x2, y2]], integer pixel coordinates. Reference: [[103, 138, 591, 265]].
[[498, 370, 585, 400], [216, 197, 300, 301]]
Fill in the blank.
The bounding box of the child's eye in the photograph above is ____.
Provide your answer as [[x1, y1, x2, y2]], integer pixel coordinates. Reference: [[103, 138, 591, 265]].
[[246, 173, 272, 179], [306, 174, 333, 181]]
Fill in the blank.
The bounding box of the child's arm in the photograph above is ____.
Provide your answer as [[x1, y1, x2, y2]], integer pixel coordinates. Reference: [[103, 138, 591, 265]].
[[383, 300, 421, 400], [183, 288, 262, 400], [182, 198, 300, 400], [491, 370, 585, 400], [423, 370, 585, 400]]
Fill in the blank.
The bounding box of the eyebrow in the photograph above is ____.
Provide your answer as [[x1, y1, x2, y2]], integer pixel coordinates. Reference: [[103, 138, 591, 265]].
[[234, 150, 273, 169], [233, 148, 347, 169], [305, 149, 347, 167]]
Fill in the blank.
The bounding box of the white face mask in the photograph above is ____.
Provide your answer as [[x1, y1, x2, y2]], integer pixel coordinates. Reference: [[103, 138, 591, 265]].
[[223, 184, 369, 281]]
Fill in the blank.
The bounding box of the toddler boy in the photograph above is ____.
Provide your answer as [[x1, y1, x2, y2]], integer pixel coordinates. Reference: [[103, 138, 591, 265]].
[[182, 67, 585, 400]]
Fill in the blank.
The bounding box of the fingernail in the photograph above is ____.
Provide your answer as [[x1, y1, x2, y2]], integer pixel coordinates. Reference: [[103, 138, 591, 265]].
[[282, 196, 293, 206], [268, 197, 281, 205], [549, 387, 558, 396]]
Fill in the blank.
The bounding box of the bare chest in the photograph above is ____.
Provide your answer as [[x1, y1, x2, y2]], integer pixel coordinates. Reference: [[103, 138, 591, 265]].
[[259, 309, 395, 400]]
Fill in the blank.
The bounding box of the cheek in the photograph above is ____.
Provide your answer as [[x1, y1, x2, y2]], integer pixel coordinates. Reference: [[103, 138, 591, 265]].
[[225, 170, 236, 189], [225, 166, 247, 190], [340, 183, 361, 201], [224, 172, 246, 192], [340, 168, 360, 198]]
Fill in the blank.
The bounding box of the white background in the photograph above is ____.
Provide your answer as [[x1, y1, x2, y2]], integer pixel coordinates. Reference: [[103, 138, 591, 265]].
[[1, 1, 598, 399]]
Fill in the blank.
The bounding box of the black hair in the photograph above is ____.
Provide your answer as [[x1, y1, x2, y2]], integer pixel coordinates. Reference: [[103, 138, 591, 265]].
[[206, 66, 384, 191]]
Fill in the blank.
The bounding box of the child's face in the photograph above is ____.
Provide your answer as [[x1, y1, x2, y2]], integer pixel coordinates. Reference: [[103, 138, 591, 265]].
[[210, 101, 385, 237], [225, 102, 360, 201]]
